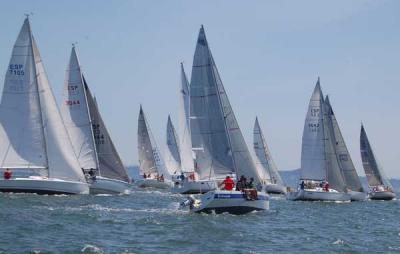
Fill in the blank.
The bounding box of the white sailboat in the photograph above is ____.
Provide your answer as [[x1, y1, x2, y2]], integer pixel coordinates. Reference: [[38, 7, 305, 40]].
[[253, 117, 286, 194], [171, 63, 216, 194], [324, 96, 366, 201], [137, 106, 172, 188], [60, 46, 131, 194], [184, 26, 269, 214], [288, 78, 350, 201], [360, 125, 395, 200], [0, 18, 89, 194], [165, 115, 182, 175]]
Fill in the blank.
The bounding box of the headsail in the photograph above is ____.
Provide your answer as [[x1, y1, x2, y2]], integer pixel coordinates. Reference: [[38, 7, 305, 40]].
[[300, 79, 326, 181], [60, 46, 98, 171], [165, 115, 181, 174], [190, 26, 261, 183], [86, 86, 130, 182], [137, 106, 170, 180], [325, 96, 363, 192], [253, 117, 284, 185], [360, 125, 392, 188], [178, 63, 195, 173]]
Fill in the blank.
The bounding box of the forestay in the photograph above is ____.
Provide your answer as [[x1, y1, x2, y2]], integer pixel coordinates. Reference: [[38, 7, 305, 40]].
[[253, 117, 284, 185], [360, 125, 392, 188], [325, 96, 363, 192], [178, 64, 195, 173]]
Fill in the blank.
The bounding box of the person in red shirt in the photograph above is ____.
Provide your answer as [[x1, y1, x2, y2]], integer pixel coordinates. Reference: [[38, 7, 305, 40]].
[[221, 176, 235, 191], [3, 168, 12, 180]]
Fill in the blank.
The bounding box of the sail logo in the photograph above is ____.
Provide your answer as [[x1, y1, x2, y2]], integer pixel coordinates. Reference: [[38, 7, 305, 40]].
[[9, 64, 24, 76]]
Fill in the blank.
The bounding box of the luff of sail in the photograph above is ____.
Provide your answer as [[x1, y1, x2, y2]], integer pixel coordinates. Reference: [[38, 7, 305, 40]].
[[0, 18, 86, 182], [137, 106, 170, 180], [190, 26, 261, 183], [165, 115, 181, 174], [178, 63, 195, 173], [86, 83, 130, 183], [325, 96, 363, 192], [60, 46, 98, 171], [360, 125, 392, 189], [253, 117, 284, 185], [300, 79, 326, 181]]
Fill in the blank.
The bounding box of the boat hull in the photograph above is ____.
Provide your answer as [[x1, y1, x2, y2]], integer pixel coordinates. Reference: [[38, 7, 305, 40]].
[[287, 189, 350, 201], [89, 177, 131, 194], [136, 179, 172, 189], [265, 184, 287, 194], [191, 190, 269, 215], [171, 180, 216, 194], [348, 191, 367, 201], [0, 177, 89, 194], [369, 191, 396, 200]]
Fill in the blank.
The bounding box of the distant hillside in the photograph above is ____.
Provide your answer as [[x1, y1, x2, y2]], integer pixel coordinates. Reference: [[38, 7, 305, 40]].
[[127, 165, 400, 192]]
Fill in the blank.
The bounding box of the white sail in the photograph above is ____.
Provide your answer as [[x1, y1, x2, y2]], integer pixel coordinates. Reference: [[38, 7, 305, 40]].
[[86, 86, 130, 183], [300, 79, 326, 181], [360, 125, 392, 188], [165, 115, 181, 174], [0, 18, 86, 182], [253, 117, 284, 185], [190, 26, 261, 183], [0, 18, 47, 169], [178, 63, 195, 173], [325, 96, 363, 192], [60, 47, 98, 170], [137, 106, 170, 180]]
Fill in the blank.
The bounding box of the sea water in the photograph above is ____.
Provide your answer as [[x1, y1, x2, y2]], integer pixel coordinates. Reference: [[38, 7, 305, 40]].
[[0, 189, 399, 253]]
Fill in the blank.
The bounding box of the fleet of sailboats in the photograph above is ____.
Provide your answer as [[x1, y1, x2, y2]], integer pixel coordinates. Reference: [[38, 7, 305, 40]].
[[0, 17, 397, 213]]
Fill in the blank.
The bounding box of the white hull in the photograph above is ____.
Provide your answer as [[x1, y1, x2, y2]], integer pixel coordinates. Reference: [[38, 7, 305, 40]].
[[369, 191, 396, 200], [0, 177, 89, 194], [287, 189, 350, 201], [89, 177, 131, 194], [265, 184, 286, 194], [136, 178, 172, 189], [171, 180, 216, 194], [190, 190, 269, 215], [348, 191, 367, 201]]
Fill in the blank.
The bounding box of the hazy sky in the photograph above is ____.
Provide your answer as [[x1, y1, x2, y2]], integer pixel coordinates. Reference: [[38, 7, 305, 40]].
[[0, 1, 399, 178]]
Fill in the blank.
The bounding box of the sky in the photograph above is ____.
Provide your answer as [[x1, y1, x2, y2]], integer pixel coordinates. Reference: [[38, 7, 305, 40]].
[[0, 0, 399, 178]]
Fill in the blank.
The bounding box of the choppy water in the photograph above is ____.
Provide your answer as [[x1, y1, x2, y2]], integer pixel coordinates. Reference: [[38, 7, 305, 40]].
[[0, 189, 400, 254]]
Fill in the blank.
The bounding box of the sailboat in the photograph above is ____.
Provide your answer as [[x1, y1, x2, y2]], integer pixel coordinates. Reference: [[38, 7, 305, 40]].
[[60, 46, 131, 194], [0, 18, 89, 194], [183, 26, 269, 214], [137, 106, 172, 188], [165, 115, 182, 175], [253, 117, 286, 194], [324, 96, 366, 201], [287, 78, 350, 201], [171, 63, 216, 194], [360, 125, 395, 200]]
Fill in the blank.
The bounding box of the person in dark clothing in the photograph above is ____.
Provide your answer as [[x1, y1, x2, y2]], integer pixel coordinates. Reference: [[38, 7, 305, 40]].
[[143, 173, 147, 179], [236, 175, 246, 191], [88, 168, 96, 180], [3, 168, 12, 180], [246, 177, 255, 189], [300, 180, 305, 190]]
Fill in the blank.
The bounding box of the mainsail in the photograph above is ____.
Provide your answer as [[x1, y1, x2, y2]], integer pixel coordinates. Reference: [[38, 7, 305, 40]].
[[253, 117, 284, 185], [137, 106, 170, 180], [325, 96, 363, 192], [360, 125, 392, 188], [190, 26, 261, 183], [0, 18, 85, 182], [178, 63, 195, 173], [165, 115, 181, 174]]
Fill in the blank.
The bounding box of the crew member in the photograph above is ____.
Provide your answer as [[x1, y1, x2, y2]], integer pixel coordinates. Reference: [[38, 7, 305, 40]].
[[3, 168, 12, 180], [220, 176, 234, 191]]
